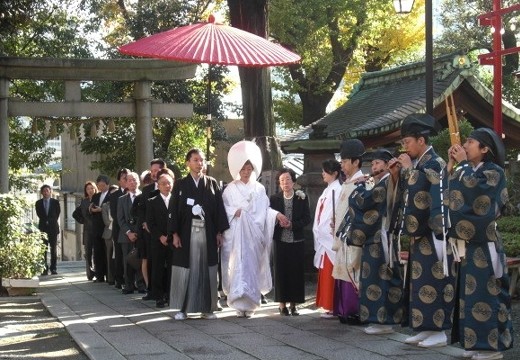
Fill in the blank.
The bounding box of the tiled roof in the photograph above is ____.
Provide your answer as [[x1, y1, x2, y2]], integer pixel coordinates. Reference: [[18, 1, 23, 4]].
[[281, 53, 520, 152], [311, 53, 465, 139]]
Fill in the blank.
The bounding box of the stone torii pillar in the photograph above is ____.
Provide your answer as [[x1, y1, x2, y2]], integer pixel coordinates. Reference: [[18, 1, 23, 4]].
[[134, 81, 153, 173]]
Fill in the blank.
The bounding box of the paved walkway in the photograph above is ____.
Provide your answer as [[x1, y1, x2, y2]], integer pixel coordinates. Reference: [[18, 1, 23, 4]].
[[36, 261, 492, 360]]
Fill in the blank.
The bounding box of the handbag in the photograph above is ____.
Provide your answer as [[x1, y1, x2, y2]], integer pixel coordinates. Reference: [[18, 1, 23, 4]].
[[72, 205, 84, 224], [126, 246, 140, 270]]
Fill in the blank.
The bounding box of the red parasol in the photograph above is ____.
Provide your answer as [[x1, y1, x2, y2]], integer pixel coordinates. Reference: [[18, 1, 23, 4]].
[[119, 14, 301, 67], [119, 15, 301, 166]]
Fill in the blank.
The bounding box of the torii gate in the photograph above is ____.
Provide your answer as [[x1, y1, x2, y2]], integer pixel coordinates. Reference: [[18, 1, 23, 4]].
[[478, 1, 520, 136], [0, 57, 197, 193]]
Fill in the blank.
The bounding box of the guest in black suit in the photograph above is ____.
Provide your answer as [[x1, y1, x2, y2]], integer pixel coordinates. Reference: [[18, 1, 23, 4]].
[[138, 159, 166, 299], [146, 170, 175, 307], [90, 175, 111, 282], [270, 168, 311, 316], [118, 171, 145, 294], [110, 168, 129, 288], [35, 184, 61, 275]]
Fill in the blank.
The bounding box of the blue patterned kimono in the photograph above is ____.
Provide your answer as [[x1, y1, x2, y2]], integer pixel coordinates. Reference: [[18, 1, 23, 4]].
[[397, 147, 456, 331], [346, 175, 404, 325], [448, 160, 513, 352]]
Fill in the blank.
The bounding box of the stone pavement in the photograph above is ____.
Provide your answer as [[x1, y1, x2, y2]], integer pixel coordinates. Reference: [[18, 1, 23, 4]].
[[35, 261, 513, 360]]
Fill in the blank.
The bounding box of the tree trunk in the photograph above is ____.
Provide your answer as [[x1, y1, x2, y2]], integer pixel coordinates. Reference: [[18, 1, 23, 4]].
[[227, 0, 282, 171]]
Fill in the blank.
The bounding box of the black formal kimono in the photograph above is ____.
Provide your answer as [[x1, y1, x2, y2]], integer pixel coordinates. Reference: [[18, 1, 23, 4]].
[[269, 191, 311, 304], [168, 174, 229, 313]]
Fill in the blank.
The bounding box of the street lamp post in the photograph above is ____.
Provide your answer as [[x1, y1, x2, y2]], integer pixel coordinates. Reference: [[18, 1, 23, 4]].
[[394, 0, 434, 116]]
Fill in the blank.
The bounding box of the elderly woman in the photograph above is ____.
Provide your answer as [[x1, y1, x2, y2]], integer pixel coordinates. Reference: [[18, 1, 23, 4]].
[[270, 168, 311, 316], [447, 128, 513, 360], [222, 141, 275, 318]]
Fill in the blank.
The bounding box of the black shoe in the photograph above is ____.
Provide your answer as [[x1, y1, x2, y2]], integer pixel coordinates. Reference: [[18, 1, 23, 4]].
[[114, 282, 122, 289], [94, 278, 105, 283], [87, 276, 94, 281], [108, 281, 115, 285], [279, 307, 290, 316], [51, 270, 58, 275], [261, 295, 268, 304], [142, 293, 153, 301], [290, 307, 299, 316], [137, 289, 147, 294], [346, 314, 361, 325], [41, 271, 48, 276], [122, 288, 134, 295], [156, 299, 167, 308]]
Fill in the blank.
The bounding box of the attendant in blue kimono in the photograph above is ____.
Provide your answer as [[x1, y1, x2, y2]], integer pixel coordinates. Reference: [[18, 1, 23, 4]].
[[387, 113, 456, 348], [346, 149, 405, 335], [447, 128, 513, 360]]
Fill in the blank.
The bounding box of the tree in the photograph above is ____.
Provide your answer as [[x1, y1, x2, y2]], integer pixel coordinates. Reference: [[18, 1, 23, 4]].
[[269, 0, 425, 128], [227, 0, 282, 171], [2, 0, 93, 190], [436, 0, 519, 107], [76, 0, 233, 175]]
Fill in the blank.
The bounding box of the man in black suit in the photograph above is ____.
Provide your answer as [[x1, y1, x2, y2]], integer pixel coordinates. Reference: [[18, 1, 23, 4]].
[[90, 175, 111, 282], [117, 171, 143, 294], [138, 158, 166, 300], [110, 168, 129, 288], [146, 170, 175, 307], [35, 184, 61, 275]]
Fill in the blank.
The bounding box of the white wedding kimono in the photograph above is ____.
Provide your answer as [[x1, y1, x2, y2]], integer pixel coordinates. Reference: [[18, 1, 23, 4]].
[[312, 179, 342, 268], [222, 180, 277, 312]]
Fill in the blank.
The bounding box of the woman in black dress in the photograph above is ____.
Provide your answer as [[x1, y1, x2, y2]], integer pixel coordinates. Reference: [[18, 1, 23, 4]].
[[270, 168, 311, 316]]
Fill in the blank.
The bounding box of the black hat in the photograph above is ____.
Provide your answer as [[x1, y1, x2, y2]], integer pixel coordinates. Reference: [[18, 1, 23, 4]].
[[372, 149, 393, 162], [340, 139, 365, 159], [468, 128, 505, 168], [401, 113, 441, 137]]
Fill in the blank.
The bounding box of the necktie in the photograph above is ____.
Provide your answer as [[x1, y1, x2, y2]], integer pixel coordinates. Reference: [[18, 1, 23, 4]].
[[44, 199, 49, 215], [131, 194, 135, 204]]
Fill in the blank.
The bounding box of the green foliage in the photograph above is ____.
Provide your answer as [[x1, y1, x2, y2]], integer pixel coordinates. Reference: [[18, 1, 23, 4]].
[[273, 95, 303, 131], [498, 216, 520, 257], [2, 1, 92, 192], [8, 117, 58, 191], [437, 0, 519, 107], [0, 195, 46, 279], [430, 118, 475, 161], [270, 0, 426, 127], [1, 1, 92, 57]]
